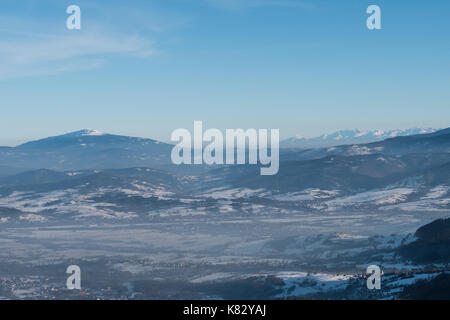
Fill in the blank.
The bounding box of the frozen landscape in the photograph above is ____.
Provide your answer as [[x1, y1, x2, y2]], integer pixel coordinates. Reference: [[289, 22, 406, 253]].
[[0, 128, 449, 299]]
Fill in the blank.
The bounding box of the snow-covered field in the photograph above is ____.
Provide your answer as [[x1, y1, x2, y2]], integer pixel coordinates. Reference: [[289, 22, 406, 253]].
[[0, 175, 449, 299]]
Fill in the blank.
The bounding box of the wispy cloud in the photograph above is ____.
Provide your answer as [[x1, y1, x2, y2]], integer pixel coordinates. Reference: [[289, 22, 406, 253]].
[[1, 32, 153, 64], [0, 12, 155, 80], [0, 58, 105, 80]]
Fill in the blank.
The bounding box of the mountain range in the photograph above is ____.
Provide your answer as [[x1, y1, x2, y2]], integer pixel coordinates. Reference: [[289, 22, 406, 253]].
[[0, 129, 450, 183], [0, 126, 448, 223], [281, 128, 437, 149]]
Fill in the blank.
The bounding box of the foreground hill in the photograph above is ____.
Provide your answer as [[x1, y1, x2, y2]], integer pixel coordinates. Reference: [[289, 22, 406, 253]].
[[398, 218, 450, 263]]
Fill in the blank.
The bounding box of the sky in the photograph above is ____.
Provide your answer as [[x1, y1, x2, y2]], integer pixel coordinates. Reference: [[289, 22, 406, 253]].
[[0, 0, 449, 146]]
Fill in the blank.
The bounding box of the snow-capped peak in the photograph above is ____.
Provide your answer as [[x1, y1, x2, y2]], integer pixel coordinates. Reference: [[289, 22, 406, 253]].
[[281, 128, 437, 149]]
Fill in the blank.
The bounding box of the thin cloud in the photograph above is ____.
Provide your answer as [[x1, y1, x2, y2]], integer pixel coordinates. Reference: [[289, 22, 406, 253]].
[[0, 58, 105, 80], [0, 15, 155, 80], [0, 33, 154, 65]]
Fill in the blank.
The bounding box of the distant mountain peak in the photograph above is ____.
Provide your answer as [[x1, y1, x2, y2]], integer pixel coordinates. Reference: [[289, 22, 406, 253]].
[[7, 129, 175, 172]]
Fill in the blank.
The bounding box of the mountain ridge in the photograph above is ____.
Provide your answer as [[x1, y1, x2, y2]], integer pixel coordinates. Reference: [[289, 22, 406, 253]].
[[281, 128, 437, 149]]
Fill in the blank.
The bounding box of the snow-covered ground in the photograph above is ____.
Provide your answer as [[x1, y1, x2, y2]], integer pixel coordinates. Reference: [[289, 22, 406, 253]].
[[275, 272, 354, 298]]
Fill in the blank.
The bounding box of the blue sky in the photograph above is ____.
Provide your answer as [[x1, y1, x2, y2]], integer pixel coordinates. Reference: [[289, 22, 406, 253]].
[[0, 0, 449, 145]]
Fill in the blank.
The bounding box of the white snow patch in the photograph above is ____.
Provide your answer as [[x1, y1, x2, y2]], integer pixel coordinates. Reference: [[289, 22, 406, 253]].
[[82, 129, 104, 136], [19, 214, 47, 222], [422, 186, 449, 200], [270, 189, 339, 201]]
